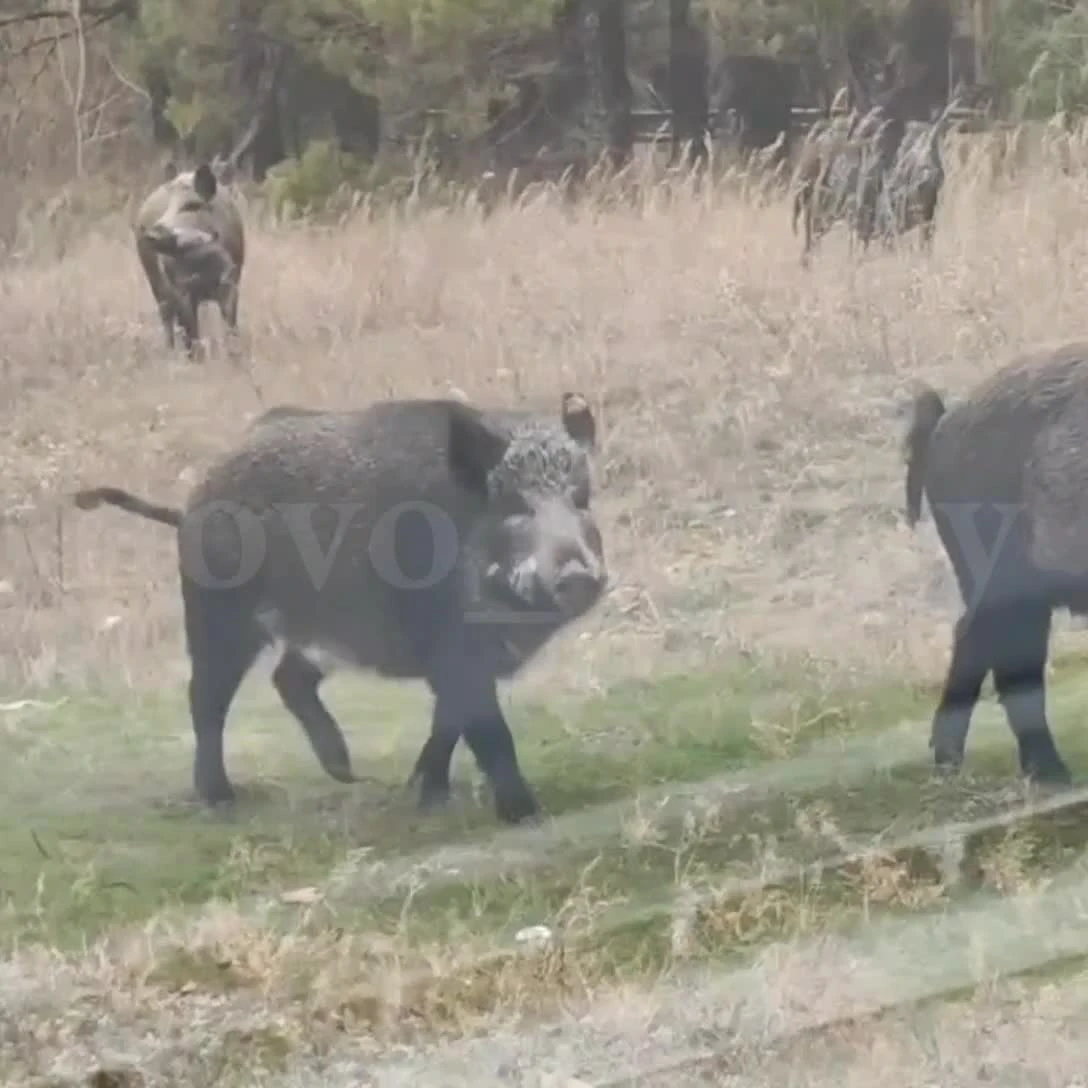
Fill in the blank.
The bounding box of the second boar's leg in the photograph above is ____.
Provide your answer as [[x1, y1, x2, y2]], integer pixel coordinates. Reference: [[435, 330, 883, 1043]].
[[990, 601, 1071, 783], [930, 608, 991, 771]]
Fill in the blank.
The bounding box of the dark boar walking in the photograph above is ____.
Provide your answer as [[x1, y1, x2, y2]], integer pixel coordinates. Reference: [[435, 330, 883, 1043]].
[[135, 160, 245, 357], [73, 392, 608, 825], [903, 342, 1088, 785]]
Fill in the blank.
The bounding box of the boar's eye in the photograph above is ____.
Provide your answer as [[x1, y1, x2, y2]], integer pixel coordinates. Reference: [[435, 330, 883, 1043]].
[[179, 200, 203, 213]]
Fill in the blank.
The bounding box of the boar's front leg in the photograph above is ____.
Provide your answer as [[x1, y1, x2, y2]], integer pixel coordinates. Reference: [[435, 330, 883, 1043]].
[[414, 648, 540, 825]]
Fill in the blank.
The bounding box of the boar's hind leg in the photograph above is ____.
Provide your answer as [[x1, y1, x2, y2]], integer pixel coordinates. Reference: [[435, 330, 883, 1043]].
[[930, 609, 993, 772], [182, 581, 266, 804], [933, 598, 1071, 785], [417, 655, 540, 825], [990, 601, 1071, 784], [271, 650, 356, 784]]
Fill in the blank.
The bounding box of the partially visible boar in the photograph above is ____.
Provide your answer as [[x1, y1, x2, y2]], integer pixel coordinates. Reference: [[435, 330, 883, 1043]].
[[903, 341, 1088, 786], [792, 99, 954, 265], [135, 160, 245, 357], [874, 113, 948, 249], [73, 391, 609, 826], [791, 107, 892, 265]]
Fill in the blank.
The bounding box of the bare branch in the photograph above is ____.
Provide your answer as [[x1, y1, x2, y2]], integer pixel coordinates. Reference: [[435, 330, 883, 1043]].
[[0, 0, 131, 56], [71, 0, 87, 176], [223, 43, 286, 169], [0, 0, 132, 32], [99, 43, 150, 101]]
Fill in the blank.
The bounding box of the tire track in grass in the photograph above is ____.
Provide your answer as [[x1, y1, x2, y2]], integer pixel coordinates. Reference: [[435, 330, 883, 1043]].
[[308, 779, 1088, 1036], [314, 685, 1082, 913], [353, 863, 1088, 1087], [318, 713, 933, 907]]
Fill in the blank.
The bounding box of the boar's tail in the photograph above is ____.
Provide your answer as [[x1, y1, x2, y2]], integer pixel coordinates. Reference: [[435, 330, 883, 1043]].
[[73, 486, 182, 528], [903, 387, 946, 528]]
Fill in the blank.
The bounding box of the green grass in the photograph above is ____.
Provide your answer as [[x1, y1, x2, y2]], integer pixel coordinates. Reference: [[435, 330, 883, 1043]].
[[5, 650, 1088, 960], [7, 653, 1088, 1086]]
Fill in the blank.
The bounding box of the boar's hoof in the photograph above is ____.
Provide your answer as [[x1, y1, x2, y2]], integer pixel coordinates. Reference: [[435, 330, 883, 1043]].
[[493, 778, 541, 825], [1021, 749, 1073, 787], [322, 762, 358, 785], [930, 743, 964, 777], [198, 780, 236, 806], [929, 720, 966, 776], [416, 778, 451, 813], [931, 764, 960, 783], [195, 763, 236, 806], [309, 738, 358, 786]]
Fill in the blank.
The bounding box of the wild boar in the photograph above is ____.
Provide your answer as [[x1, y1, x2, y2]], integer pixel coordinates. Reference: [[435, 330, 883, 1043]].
[[73, 391, 608, 825], [874, 114, 947, 249], [134, 160, 245, 357], [903, 341, 1088, 785], [792, 99, 954, 264], [791, 107, 892, 265]]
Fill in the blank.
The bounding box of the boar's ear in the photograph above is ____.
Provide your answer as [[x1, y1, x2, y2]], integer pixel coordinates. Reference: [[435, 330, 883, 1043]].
[[193, 162, 218, 202], [447, 402, 509, 498], [560, 392, 596, 450]]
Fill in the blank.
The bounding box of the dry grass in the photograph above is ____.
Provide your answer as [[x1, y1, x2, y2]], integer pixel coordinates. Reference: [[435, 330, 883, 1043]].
[[6, 126, 1088, 1084], [6, 128, 1088, 696]]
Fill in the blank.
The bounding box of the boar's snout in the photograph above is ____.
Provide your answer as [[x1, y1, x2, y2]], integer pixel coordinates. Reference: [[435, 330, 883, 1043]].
[[486, 545, 607, 620], [146, 221, 219, 257], [144, 221, 180, 253], [493, 498, 608, 621], [553, 552, 608, 616]]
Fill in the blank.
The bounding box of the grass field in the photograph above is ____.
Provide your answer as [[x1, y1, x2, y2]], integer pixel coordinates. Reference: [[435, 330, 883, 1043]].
[[7, 128, 1088, 1084]]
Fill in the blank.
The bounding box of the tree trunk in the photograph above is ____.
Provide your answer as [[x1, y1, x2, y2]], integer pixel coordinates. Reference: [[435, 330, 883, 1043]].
[[554, 0, 588, 112], [142, 62, 179, 148], [668, 0, 709, 167], [581, 0, 633, 171]]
